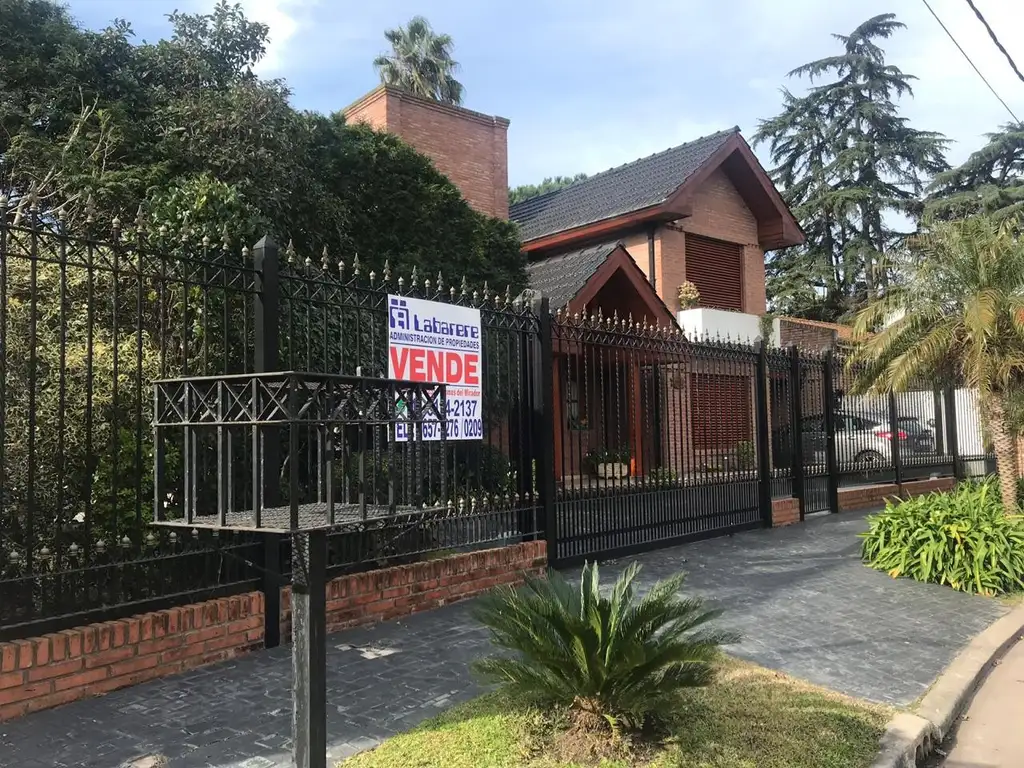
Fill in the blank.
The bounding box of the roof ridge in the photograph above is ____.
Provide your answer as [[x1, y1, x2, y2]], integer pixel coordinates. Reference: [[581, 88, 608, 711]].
[[510, 126, 739, 213]]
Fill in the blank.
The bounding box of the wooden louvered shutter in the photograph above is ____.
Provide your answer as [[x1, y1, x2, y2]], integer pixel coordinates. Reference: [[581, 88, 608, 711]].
[[690, 374, 752, 451], [685, 234, 743, 311]]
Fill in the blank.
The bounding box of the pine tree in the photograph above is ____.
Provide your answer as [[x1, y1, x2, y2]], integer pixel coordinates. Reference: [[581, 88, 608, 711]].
[[754, 14, 948, 321], [927, 122, 1024, 221]]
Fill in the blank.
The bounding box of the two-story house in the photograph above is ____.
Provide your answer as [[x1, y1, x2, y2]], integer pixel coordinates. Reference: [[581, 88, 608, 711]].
[[345, 89, 806, 482]]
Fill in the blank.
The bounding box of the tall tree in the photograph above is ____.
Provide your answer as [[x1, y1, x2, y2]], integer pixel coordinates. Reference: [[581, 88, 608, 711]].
[[754, 14, 948, 321], [508, 174, 588, 206], [927, 122, 1024, 221], [847, 215, 1024, 513], [373, 16, 464, 105]]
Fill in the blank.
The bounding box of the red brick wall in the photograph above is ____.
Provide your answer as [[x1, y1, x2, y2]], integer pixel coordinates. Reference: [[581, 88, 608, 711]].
[[772, 497, 800, 526], [778, 317, 853, 351], [0, 541, 546, 722], [836, 477, 959, 512], [660, 168, 766, 315], [344, 86, 510, 220]]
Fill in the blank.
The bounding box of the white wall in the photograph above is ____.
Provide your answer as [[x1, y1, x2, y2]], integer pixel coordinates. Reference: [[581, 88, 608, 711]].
[[677, 307, 762, 343]]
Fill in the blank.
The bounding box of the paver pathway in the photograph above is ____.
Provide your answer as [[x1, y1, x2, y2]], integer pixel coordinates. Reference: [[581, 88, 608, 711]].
[[0, 509, 1008, 768], [938, 635, 1024, 767]]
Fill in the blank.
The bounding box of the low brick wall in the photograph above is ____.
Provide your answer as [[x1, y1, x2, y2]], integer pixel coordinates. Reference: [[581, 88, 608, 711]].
[[899, 477, 957, 498], [771, 497, 800, 526], [0, 541, 546, 722], [838, 477, 958, 512]]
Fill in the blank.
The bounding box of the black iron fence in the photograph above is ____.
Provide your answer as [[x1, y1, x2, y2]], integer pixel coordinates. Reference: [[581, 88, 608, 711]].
[[0, 209, 995, 640]]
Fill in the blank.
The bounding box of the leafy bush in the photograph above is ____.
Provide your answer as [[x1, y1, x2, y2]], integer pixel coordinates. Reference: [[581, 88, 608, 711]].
[[472, 562, 736, 732], [585, 447, 631, 467], [860, 478, 1024, 595], [734, 440, 756, 470]]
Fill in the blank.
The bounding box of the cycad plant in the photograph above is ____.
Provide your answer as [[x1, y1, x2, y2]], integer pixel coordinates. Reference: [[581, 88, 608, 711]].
[[472, 562, 735, 732], [847, 215, 1024, 512]]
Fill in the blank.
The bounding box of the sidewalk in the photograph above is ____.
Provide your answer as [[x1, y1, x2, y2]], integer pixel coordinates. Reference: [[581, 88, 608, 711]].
[[939, 633, 1024, 767], [0, 510, 1008, 768]]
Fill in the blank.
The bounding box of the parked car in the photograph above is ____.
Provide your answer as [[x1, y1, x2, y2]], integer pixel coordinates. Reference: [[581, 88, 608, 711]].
[[895, 416, 936, 454], [772, 411, 932, 467]]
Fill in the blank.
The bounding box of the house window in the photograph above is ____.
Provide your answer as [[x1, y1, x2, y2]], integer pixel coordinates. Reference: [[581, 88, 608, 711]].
[[685, 234, 744, 311]]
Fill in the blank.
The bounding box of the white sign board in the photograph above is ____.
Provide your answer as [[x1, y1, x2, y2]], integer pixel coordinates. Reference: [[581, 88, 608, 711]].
[[387, 295, 483, 441]]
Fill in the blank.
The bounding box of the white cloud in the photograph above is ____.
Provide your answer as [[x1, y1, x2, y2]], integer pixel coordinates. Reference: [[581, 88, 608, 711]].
[[233, 0, 317, 73]]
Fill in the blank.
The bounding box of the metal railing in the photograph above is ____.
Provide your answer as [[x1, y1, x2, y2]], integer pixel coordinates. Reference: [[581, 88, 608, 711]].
[[0, 207, 995, 640]]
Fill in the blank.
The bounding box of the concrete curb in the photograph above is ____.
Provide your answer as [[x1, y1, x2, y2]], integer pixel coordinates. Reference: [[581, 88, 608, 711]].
[[869, 603, 1024, 768]]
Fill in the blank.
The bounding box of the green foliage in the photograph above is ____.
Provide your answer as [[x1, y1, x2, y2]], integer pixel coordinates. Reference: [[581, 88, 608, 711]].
[[846, 215, 1024, 510], [734, 440, 756, 470], [0, 0, 524, 288], [343, 442, 517, 507], [508, 174, 588, 206], [373, 16, 464, 105], [648, 466, 680, 486], [928, 122, 1024, 222], [860, 479, 1024, 595], [753, 14, 948, 321], [586, 446, 631, 467], [472, 562, 736, 731]]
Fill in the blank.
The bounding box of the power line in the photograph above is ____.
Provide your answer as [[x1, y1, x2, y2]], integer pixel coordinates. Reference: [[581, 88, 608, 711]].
[[919, 0, 1019, 122], [964, 0, 1024, 86]]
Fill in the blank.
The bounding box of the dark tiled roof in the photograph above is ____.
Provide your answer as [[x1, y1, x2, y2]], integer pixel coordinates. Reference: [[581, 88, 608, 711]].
[[510, 127, 739, 242], [525, 241, 620, 309]]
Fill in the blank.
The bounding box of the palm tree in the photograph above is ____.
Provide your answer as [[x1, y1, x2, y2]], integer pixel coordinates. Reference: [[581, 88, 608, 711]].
[[373, 16, 464, 105], [847, 215, 1024, 512]]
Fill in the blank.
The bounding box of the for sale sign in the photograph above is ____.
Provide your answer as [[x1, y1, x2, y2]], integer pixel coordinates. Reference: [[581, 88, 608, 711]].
[[387, 295, 483, 441]]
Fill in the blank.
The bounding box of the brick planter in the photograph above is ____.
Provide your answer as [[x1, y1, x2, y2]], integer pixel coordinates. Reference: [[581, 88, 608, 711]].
[[0, 540, 546, 721]]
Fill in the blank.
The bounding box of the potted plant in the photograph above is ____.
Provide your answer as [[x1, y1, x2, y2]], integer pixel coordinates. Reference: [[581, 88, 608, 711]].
[[587, 447, 631, 479], [677, 280, 701, 310]]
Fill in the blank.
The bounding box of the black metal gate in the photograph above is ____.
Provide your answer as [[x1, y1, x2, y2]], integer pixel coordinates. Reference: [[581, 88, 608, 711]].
[[548, 312, 763, 566]]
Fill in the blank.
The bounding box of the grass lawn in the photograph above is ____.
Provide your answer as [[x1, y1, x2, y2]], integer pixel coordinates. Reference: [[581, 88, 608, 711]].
[[338, 659, 891, 768]]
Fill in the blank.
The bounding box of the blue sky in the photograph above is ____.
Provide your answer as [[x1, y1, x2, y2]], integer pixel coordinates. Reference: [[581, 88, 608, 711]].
[[67, 0, 1024, 187]]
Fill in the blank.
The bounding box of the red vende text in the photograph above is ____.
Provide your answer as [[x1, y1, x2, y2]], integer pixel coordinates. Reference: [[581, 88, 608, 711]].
[[390, 347, 480, 386]]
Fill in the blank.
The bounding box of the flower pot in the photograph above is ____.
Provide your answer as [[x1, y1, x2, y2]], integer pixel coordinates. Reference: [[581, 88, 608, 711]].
[[596, 462, 628, 479]]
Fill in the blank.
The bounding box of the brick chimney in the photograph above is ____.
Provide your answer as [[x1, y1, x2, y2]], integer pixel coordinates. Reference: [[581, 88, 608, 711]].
[[344, 85, 510, 220]]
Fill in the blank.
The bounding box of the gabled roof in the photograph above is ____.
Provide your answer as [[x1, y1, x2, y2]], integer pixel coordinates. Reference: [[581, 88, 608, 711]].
[[510, 128, 804, 252], [525, 241, 619, 310], [511, 128, 738, 243], [526, 241, 677, 326]]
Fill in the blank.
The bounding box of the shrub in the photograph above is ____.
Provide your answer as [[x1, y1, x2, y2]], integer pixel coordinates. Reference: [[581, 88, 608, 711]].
[[734, 440, 756, 470], [585, 447, 631, 467], [860, 478, 1024, 595], [472, 562, 736, 732]]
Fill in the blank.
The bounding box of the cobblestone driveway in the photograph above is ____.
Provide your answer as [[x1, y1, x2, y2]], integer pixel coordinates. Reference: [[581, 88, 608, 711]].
[[0, 509, 1007, 768]]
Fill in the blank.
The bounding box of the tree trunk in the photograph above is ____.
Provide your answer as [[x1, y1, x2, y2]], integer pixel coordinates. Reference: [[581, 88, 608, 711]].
[[985, 395, 1018, 514]]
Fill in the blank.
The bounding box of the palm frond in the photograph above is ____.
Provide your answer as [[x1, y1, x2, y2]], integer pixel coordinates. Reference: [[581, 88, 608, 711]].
[[472, 563, 733, 730]]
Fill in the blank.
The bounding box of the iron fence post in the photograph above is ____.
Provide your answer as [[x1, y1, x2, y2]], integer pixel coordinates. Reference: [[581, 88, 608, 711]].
[[788, 345, 806, 520], [754, 341, 773, 527], [532, 296, 557, 564], [253, 235, 282, 648], [945, 386, 962, 479], [291, 529, 328, 768], [823, 351, 841, 513], [888, 390, 903, 487]]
